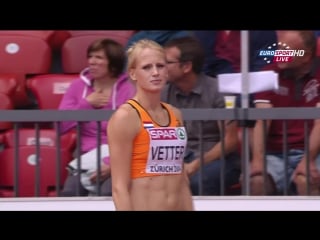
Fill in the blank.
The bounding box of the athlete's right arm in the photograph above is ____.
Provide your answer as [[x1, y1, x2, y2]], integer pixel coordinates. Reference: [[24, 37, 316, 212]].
[[107, 104, 140, 210]]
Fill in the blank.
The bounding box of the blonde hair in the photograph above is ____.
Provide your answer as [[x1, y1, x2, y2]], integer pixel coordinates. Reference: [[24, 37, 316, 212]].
[[126, 39, 165, 72]]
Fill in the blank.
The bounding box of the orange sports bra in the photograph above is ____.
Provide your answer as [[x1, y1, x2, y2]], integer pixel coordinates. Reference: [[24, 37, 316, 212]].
[[127, 99, 187, 179]]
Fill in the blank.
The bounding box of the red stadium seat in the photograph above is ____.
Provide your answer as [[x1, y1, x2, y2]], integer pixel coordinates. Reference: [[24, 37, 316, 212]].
[[27, 74, 77, 109], [0, 30, 71, 51], [2, 128, 76, 153], [0, 31, 55, 41], [61, 31, 135, 73], [67, 30, 135, 44], [0, 74, 18, 96], [317, 37, 320, 57], [0, 93, 14, 131], [0, 146, 73, 197], [0, 76, 16, 130], [48, 31, 71, 51], [0, 128, 76, 197], [0, 133, 4, 144], [0, 34, 52, 107], [0, 33, 52, 73]]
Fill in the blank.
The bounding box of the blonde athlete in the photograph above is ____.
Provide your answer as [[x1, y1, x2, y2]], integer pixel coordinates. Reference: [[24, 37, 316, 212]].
[[107, 39, 194, 210]]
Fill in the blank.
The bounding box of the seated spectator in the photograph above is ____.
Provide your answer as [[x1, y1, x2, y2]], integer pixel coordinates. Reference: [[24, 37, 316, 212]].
[[194, 30, 278, 127], [161, 36, 241, 195], [249, 30, 320, 195], [58, 38, 136, 196], [193, 30, 277, 76], [125, 30, 192, 50]]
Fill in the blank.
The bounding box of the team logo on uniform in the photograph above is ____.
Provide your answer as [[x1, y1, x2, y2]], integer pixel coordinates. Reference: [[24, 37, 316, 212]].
[[176, 128, 186, 140]]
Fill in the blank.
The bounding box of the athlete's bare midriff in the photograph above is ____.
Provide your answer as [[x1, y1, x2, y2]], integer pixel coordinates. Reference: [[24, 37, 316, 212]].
[[130, 174, 193, 210]]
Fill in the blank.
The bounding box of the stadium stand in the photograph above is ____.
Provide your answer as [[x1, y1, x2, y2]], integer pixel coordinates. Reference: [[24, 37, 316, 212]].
[[0, 32, 52, 108], [61, 30, 135, 73], [0, 128, 76, 197], [0, 93, 14, 131], [27, 73, 77, 110]]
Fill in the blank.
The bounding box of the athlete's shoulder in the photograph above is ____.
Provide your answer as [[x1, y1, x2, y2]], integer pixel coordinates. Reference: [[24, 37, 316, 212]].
[[111, 102, 138, 121], [163, 102, 181, 114], [161, 102, 183, 126], [108, 102, 141, 136], [161, 101, 177, 111]]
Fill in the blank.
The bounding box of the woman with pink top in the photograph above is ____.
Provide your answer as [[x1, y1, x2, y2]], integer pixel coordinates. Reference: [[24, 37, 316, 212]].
[[58, 38, 136, 196]]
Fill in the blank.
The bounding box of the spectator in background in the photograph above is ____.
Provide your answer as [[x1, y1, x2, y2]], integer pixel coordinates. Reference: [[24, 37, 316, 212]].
[[249, 31, 320, 195], [125, 30, 193, 50], [194, 31, 278, 128], [161, 36, 241, 196], [193, 30, 277, 76], [58, 38, 136, 196]]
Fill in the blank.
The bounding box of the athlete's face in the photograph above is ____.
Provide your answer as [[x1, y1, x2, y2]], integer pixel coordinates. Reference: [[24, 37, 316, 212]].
[[130, 48, 168, 93]]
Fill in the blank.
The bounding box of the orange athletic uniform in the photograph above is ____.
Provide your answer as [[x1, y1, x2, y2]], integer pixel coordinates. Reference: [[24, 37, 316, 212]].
[[127, 99, 187, 179]]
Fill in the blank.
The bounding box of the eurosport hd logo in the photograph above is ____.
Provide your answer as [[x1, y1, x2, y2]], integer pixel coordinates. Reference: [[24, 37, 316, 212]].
[[259, 42, 305, 63]]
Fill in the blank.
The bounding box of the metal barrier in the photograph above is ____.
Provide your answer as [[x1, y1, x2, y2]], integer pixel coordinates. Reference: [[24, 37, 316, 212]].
[[0, 107, 318, 197]]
